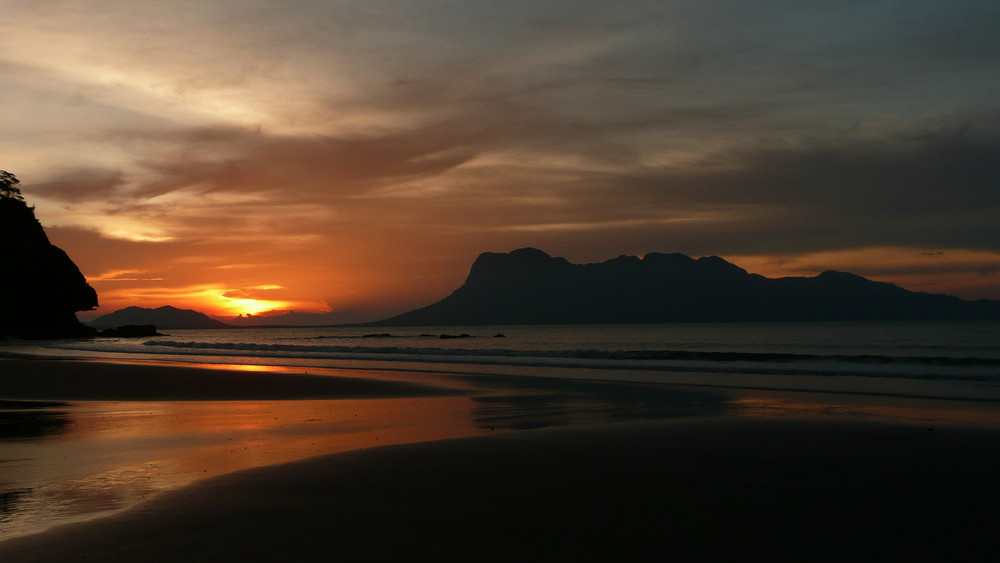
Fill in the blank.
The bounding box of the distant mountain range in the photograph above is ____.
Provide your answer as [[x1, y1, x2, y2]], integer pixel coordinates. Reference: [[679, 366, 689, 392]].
[[87, 306, 228, 330], [88, 249, 1000, 329], [87, 306, 371, 330], [377, 248, 1000, 325]]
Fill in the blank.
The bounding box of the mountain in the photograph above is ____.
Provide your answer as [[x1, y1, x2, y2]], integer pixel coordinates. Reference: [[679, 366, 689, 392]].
[[88, 306, 229, 330], [0, 197, 98, 338], [377, 248, 1000, 326]]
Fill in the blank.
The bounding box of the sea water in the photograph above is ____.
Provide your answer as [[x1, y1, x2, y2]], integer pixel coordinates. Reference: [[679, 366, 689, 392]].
[[9, 320, 1000, 395]]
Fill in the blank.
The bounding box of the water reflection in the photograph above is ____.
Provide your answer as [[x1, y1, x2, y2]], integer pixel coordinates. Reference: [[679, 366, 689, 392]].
[[473, 383, 729, 430], [0, 397, 484, 540], [0, 489, 31, 524], [729, 395, 1000, 427], [0, 402, 71, 441], [11, 377, 987, 544]]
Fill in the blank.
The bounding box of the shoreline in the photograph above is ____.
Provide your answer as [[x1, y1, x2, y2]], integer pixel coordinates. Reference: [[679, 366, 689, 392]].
[[5, 353, 1000, 409], [0, 358, 459, 401], [3, 417, 1000, 561], [4, 356, 1000, 559]]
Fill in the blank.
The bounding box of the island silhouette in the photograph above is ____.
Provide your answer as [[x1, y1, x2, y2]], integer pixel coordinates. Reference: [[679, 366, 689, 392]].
[[89, 306, 229, 331], [87, 248, 1000, 329], [376, 248, 1000, 325]]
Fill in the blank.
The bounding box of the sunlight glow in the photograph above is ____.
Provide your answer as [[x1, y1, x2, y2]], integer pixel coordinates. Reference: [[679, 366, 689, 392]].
[[47, 211, 174, 242], [83, 282, 335, 321], [209, 290, 292, 316]]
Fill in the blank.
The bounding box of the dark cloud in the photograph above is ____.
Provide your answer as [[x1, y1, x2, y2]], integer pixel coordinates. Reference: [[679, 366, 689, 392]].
[[134, 127, 478, 201], [29, 169, 126, 202], [12, 1, 1000, 310], [37, 111, 1000, 268], [595, 125, 1000, 254], [838, 260, 1000, 279]]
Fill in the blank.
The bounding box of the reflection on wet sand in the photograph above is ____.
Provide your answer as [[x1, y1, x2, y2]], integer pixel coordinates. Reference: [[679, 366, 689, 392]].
[[9, 367, 996, 544], [0, 378, 731, 541], [728, 394, 1000, 427], [473, 384, 729, 430], [0, 396, 484, 540], [0, 402, 71, 441], [0, 489, 31, 523]]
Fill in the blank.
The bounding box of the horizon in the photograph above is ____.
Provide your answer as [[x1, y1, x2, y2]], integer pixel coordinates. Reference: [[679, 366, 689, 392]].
[[77, 247, 1000, 326], [5, 2, 1000, 320]]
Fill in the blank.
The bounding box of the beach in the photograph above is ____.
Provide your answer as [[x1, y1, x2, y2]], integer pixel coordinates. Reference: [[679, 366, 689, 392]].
[[2, 356, 1000, 561]]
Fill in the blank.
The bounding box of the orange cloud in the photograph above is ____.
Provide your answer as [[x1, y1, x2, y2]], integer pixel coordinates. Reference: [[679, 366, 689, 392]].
[[6, 2, 999, 321]]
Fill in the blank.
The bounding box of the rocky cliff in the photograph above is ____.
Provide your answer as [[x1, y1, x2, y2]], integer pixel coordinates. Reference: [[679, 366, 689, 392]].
[[0, 198, 98, 338]]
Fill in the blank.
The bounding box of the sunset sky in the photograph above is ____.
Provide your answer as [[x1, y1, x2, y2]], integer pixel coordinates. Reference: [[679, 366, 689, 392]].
[[3, 1, 999, 321]]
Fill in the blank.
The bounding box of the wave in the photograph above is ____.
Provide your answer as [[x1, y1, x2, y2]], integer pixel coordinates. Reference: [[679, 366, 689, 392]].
[[138, 339, 1000, 381], [142, 339, 1000, 366]]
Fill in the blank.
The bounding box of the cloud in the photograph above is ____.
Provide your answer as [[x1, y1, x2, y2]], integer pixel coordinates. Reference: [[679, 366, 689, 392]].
[[594, 124, 1000, 254], [39, 118, 1000, 276], [221, 286, 294, 301], [142, 129, 478, 200], [8, 1, 1000, 311], [29, 169, 126, 203]]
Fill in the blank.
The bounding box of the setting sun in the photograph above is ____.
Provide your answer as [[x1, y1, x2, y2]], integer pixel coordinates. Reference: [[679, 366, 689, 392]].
[[216, 296, 289, 317], [202, 287, 301, 317]]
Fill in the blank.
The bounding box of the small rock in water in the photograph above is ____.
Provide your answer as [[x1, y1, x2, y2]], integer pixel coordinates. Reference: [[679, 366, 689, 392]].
[[99, 324, 162, 337]]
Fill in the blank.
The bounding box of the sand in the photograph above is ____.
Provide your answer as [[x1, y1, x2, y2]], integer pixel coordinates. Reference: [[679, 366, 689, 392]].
[[2, 419, 999, 561], [3, 359, 1000, 561]]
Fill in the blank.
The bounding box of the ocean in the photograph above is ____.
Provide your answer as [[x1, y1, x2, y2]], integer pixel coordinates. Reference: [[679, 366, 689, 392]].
[[9, 320, 1000, 400]]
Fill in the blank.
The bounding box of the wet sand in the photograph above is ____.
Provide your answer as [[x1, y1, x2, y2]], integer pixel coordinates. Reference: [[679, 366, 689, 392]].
[[3, 418, 1000, 561], [3, 359, 1000, 561], [0, 358, 452, 401]]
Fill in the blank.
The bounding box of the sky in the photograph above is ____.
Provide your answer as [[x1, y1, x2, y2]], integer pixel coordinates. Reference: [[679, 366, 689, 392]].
[[3, 1, 999, 321]]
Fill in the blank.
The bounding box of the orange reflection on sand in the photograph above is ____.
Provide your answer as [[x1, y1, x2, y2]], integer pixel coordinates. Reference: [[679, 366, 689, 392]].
[[61, 397, 479, 446], [729, 396, 1000, 428], [223, 364, 275, 372], [1, 397, 486, 540], [148, 397, 484, 478], [87, 359, 306, 374]]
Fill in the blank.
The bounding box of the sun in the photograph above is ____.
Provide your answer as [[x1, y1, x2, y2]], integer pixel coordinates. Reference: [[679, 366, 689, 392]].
[[203, 289, 292, 317]]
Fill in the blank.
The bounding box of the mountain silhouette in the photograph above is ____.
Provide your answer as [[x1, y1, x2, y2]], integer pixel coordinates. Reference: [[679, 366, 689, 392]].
[[377, 248, 1000, 325], [0, 197, 98, 338], [88, 306, 229, 330]]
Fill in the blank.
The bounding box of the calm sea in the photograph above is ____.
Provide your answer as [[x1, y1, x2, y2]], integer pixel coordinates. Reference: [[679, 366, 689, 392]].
[[7, 320, 1000, 400]]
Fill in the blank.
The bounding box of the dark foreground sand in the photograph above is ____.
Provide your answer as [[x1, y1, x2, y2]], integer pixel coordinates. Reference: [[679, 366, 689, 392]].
[[3, 417, 1000, 562]]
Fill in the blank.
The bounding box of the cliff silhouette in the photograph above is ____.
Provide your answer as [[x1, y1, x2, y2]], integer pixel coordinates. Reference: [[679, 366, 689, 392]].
[[378, 248, 1000, 326], [0, 197, 98, 338], [88, 306, 230, 330]]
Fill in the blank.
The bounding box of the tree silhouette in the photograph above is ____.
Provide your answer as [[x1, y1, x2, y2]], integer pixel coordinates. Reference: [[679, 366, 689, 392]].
[[0, 170, 24, 201]]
